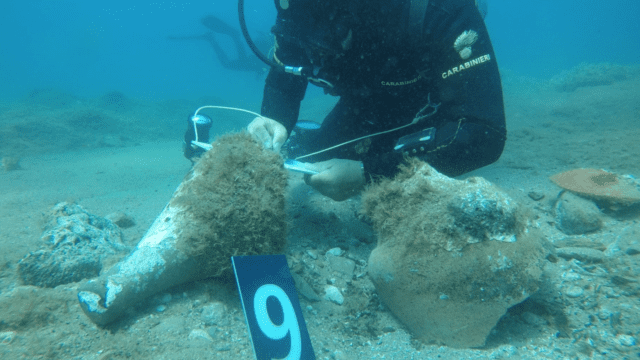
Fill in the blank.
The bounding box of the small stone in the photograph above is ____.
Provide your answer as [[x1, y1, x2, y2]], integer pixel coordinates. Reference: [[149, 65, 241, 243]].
[[158, 293, 172, 304], [216, 345, 231, 352], [555, 192, 602, 235], [564, 286, 584, 298], [306, 250, 318, 260], [616, 334, 636, 346], [201, 302, 228, 326], [0, 331, 17, 344], [326, 248, 344, 257], [556, 247, 605, 263], [598, 307, 613, 320], [382, 326, 396, 333], [324, 285, 344, 305], [188, 329, 213, 342], [105, 211, 136, 229], [156, 305, 166, 312], [206, 327, 218, 338], [611, 276, 634, 286], [527, 191, 545, 201], [625, 248, 640, 256], [292, 273, 320, 302], [326, 255, 356, 277], [554, 237, 604, 250]]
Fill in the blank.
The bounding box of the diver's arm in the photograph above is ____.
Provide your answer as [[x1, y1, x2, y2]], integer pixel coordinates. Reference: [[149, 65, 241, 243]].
[[260, 37, 310, 135], [261, 70, 307, 135], [362, 1, 505, 180], [413, 0, 506, 177]]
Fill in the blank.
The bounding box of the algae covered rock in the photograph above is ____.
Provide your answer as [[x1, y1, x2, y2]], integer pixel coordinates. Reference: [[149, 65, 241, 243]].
[[362, 160, 549, 348], [550, 63, 629, 92], [18, 202, 126, 288]]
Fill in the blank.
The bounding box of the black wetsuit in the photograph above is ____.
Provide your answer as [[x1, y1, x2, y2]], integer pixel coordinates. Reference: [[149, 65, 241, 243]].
[[261, 0, 506, 180]]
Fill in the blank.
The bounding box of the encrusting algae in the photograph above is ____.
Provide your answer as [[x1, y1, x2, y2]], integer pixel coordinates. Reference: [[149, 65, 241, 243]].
[[171, 132, 289, 277]]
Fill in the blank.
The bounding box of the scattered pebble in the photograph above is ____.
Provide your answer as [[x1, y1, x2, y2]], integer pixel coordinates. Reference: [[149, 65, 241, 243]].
[[105, 211, 136, 229], [381, 326, 396, 333], [156, 305, 166, 312], [597, 307, 614, 320], [527, 191, 545, 201], [616, 334, 636, 346], [326, 255, 356, 277], [216, 345, 231, 352], [324, 285, 344, 305], [625, 247, 640, 256], [326, 248, 344, 257], [201, 302, 228, 326], [292, 273, 320, 302], [206, 327, 218, 338], [556, 247, 605, 263], [555, 192, 602, 235], [188, 329, 213, 342], [158, 293, 172, 304], [0, 331, 16, 344], [564, 286, 584, 298]]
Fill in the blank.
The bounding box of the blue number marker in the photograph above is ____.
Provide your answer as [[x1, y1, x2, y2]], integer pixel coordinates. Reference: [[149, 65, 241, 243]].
[[232, 255, 315, 360]]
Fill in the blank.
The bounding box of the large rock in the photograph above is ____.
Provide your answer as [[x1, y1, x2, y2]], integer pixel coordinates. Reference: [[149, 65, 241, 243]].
[[17, 202, 127, 287], [362, 160, 549, 348], [554, 191, 602, 235]]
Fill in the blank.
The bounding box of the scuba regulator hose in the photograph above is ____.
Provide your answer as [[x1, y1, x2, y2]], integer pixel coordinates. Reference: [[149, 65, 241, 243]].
[[237, 0, 276, 69], [238, 0, 313, 78]]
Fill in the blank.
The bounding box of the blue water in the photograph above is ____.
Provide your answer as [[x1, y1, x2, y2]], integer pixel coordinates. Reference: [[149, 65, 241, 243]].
[[0, 0, 638, 101]]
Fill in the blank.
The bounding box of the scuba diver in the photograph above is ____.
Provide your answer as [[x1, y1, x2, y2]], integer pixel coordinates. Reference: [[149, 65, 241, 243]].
[[169, 15, 267, 75], [187, 0, 505, 202]]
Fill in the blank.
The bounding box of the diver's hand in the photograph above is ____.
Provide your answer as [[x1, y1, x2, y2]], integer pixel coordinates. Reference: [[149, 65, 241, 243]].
[[304, 159, 365, 201], [247, 116, 288, 152]]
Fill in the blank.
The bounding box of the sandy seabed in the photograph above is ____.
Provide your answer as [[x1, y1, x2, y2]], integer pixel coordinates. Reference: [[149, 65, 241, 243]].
[[1, 64, 640, 359]]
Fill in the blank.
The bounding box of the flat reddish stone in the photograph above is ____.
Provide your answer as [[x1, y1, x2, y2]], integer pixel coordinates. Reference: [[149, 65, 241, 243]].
[[550, 168, 640, 205]]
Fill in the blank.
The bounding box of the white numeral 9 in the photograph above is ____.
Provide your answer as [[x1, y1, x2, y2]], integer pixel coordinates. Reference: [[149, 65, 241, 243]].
[[254, 284, 301, 360]]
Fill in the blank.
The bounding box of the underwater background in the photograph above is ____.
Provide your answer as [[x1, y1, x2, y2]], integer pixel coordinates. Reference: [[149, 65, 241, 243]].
[[1, 0, 639, 100], [0, 0, 639, 359]]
